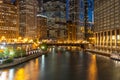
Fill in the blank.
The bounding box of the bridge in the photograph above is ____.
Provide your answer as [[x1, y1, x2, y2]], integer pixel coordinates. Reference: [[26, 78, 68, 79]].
[[46, 43, 88, 48]]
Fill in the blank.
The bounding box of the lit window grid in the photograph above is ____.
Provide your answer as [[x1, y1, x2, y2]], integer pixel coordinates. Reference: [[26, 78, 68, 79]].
[[94, 0, 120, 32], [0, 3, 18, 39]]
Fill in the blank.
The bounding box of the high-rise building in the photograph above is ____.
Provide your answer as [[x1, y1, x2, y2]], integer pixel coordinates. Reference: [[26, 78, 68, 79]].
[[67, 20, 76, 42], [43, 1, 67, 41], [0, 0, 18, 42], [69, 0, 85, 41], [18, 0, 38, 39], [37, 0, 43, 13], [94, 0, 120, 52], [37, 14, 47, 40]]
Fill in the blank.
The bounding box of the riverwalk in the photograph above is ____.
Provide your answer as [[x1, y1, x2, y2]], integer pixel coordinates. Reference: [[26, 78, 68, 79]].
[[0, 52, 42, 69], [85, 49, 110, 57]]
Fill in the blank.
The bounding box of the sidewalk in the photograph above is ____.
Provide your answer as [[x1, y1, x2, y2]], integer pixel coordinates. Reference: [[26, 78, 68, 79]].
[[0, 52, 42, 69], [85, 49, 110, 57]]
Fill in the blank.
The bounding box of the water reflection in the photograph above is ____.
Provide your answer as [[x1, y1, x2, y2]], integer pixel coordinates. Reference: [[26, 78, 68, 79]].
[[0, 58, 40, 80], [0, 46, 120, 80], [41, 55, 45, 77], [9, 69, 14, 80], [87, 54, 98, 80], [14, 68, 25, 80], [0, 70, 8, 80]]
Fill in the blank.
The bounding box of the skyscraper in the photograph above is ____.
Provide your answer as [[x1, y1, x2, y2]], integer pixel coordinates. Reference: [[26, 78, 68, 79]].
[[0, 0, 18, 42], [69, 0, 85, 41], [37, 14, 47, 40], [43, 0, 66, 41], [18, 0, 38, 39], [94, 0, 120, 52]]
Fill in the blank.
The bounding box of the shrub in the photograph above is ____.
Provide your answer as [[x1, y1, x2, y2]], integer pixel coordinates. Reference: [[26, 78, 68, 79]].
[[14, 49, 26, 58], [3, 58, 13, 64]]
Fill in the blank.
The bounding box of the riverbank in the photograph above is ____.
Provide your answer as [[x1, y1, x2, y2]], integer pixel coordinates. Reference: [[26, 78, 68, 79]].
[[85, 49, 110, 57], [0, 52, 42, 69]]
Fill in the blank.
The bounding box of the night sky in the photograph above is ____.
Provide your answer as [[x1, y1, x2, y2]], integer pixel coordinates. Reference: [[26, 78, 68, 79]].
[[11, 0, 15, 2], [88, 0, 94, 22]]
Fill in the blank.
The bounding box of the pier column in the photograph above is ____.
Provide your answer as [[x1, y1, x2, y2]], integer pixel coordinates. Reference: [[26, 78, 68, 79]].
[[110, 30, 112, 52], [106, 31, 108, 47], [115, 29, 117, 48], [96, 33, 98, 46], [95, 33, 97, 46], [103, 32, 105, 47], [100, 32, 102, 47], [117, 30, 120, 48]]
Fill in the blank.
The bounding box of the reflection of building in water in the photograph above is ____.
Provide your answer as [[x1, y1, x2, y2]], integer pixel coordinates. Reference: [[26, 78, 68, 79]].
[[88, 55, 98, 80], [0, 69, 14, 80], [15, 59, 39, 80]]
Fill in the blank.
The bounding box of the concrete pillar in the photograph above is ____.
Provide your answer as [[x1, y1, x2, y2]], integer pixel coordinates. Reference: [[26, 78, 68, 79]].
[[97, 33, 99, 46], [103, 32, 105, 47], [95, 33, 98, 45], [106, 31, 108, 47], [115, 29, 117, 47], [100, 32, 101, 47], [115, 29, 117, 48], [110, 30, 112, 47], [95, 33, 97, 45]]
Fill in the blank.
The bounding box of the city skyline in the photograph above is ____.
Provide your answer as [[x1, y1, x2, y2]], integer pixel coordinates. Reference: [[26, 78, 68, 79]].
[[38, 0, 94, 22], [0, 1, 120, 80]]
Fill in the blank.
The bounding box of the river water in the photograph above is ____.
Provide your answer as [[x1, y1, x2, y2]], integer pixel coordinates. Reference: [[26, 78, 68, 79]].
[[0, 46, 120, 80]]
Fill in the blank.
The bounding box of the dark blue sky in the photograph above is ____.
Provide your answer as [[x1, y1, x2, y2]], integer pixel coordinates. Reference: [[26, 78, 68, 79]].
[[11, 0, 15, 2], [88, 0, 94, 22]]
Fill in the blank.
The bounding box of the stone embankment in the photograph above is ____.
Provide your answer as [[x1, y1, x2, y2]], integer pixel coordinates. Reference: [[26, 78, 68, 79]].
[[85, 49, 110, 57], [0, 52, 42, 69]]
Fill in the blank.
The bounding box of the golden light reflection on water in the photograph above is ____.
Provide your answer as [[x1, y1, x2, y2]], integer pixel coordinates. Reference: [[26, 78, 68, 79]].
[[88, 55, 98, 80], [14, 68, 25, 80], [14, 59, 39, 80]]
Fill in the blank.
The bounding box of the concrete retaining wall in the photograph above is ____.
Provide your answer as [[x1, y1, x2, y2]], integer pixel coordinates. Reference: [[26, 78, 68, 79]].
[[85, 49, 110, 57], [0, 52, 42, 69]]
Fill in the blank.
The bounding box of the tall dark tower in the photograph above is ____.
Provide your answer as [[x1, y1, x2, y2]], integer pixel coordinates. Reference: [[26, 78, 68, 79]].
[[69, 0, 85, 40], [38, 0, 43, 13], [3, 0, 11, 4], [84, 0, 88, 40]]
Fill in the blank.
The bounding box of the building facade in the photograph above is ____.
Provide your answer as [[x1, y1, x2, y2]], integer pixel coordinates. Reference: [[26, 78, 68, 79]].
[[37, 14, 47, 40], [94, 0, 120, 52], [69, 0, 85, 41], [0, 0, 18, 42], [43, 1, 67, 41], [18, 0, 38, 39], [67, 21, 77, 42]]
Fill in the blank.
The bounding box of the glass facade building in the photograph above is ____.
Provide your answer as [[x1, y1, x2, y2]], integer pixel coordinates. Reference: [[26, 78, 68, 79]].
[[43, 1, 66, 41], [69, 0, 85, 40]]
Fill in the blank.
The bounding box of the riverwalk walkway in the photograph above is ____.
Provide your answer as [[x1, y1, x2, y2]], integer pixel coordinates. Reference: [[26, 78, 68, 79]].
[[0, 52, 42, 69], [85, 49, 110, 57]]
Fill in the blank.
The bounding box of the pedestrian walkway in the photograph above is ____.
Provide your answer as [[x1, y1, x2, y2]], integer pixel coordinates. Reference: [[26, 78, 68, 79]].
[[85, 49, 110, 57]]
